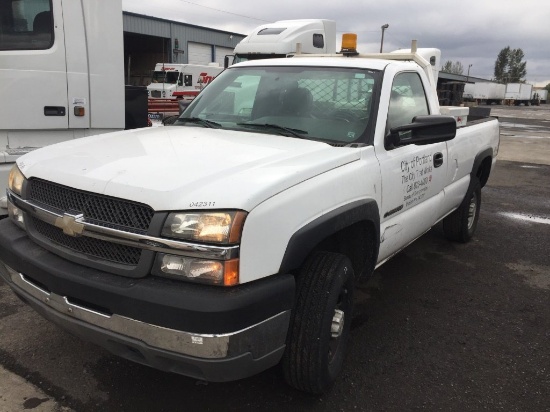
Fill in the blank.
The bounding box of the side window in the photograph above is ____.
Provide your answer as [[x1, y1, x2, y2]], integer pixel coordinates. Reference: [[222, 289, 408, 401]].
[[184, 75, 192, 87], [0, 0, 53, 51], [387, 72, 429, 131]]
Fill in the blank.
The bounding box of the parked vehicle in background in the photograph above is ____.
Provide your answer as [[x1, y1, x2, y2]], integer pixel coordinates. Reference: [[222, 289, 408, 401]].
[[225, 19, 337, 67], [0, 0, 147, 217], [147, 63, 223, 125], [153, 19, 339, 125], [531, 89, 548, 105], [147, 63, 223, 101], [505, 83, 533, 106], [463, 82, 505, 105]]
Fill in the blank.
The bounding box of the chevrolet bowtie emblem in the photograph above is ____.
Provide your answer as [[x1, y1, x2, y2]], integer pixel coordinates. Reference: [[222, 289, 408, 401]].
[[54, 213, 85, 237]]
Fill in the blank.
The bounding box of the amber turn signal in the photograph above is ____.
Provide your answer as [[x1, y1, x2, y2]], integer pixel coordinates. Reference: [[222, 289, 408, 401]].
[[74, 106, 85, 116]]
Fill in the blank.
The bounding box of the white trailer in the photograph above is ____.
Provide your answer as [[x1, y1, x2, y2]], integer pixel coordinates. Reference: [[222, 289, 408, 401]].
[[531, 89, 548, 104], [463, 82, 505, 104], [227, 19, 337, 66], [505, 83, 533, 105]]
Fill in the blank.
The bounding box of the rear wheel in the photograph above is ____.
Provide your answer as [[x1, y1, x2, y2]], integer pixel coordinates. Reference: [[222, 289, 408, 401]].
[[282, 252, 354, 394], [443, 177, 481, 242]]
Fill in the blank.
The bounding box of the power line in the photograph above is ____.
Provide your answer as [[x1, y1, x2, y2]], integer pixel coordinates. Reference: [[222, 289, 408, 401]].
[[178, 1, 271, 23]]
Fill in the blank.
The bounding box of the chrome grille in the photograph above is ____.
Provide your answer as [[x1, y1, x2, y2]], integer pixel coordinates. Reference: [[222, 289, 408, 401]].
[[32, 217, 141, 266], [28, 179, 154, 233]]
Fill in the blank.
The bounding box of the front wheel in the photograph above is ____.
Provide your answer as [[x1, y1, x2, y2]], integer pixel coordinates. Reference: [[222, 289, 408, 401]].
[[443, 177, 481, 242], [282, 252, 354, 394]]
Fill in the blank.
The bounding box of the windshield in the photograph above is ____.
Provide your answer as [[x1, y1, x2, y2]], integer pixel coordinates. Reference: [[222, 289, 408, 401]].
[[176, 65, 379, 145], [233, 54, 286, 64], [151, 70, 180, 84]]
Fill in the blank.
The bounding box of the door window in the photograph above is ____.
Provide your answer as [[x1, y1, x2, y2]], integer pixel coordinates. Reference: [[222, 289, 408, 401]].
[[387, 72, 429, 131], [0, 0, 53, 50]]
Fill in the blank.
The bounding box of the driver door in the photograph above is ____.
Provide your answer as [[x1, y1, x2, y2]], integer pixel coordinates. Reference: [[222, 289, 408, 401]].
[[376, 71, 448, 262]]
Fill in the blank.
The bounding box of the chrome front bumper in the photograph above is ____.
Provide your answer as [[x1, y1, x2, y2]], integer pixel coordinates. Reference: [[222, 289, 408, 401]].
[[0, 261, 290, 381]]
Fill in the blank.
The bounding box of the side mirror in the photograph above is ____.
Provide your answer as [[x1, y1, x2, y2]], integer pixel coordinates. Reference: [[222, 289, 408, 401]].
[[386, 115, 456, 148], [224, 55, 230, 69]]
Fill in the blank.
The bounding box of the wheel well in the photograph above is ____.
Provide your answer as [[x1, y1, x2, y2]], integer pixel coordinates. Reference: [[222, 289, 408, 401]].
[[309, 221, 378, 281], [476, 156, 492, 188]]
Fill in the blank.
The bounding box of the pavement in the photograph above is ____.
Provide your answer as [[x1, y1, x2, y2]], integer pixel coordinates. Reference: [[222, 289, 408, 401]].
[[0, 366, 69, 412], [490, 105, 550, 166], [0, 104, 549, 411]]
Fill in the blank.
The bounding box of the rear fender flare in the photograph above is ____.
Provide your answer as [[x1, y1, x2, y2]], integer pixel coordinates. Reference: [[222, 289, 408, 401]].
[[472, 148, 493, 187]]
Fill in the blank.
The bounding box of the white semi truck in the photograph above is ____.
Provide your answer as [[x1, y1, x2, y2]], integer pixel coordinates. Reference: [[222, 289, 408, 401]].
[[0, 0, 146, 216], [226, 19, 337, 66]]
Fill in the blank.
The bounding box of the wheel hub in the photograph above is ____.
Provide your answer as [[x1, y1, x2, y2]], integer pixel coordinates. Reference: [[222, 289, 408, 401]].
[[331, 309, 345, 338]]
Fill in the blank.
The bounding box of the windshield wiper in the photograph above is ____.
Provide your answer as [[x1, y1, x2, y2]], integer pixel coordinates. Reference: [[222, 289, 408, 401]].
[[237, 123, 308, 139], [175, 117, 222, 128]]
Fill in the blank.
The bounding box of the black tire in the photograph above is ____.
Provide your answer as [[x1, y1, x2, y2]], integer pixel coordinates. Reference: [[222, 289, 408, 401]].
[[282, 252, 354, 394], [443, 177, 481, 242]]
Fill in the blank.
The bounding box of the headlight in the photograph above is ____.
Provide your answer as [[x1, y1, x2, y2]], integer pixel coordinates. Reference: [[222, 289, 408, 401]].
[[162, 211, 246, 244], [154, 254, 239, 286], [8, 165, 25, 196]]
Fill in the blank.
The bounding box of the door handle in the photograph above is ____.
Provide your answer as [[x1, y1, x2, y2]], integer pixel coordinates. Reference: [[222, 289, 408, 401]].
[[44, 106, 66, 116], [434, 152, 444, 168]]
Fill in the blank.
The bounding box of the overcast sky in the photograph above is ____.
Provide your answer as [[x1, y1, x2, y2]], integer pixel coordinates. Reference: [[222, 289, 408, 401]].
[[121, 0, 550, 86]]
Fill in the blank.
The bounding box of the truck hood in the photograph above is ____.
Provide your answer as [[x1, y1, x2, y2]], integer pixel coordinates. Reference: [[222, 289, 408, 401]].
[[17, 127, 360, 211]]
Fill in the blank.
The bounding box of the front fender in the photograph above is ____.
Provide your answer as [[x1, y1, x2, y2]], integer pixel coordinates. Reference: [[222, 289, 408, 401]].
[[279, 199, 380, 275]]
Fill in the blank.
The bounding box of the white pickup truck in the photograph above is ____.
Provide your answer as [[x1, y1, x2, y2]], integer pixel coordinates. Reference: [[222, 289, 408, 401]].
[[0, 47, 499, 394]]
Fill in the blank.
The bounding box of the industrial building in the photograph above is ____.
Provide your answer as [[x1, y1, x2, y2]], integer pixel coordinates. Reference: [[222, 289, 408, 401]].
[[122, 12, 246, 86]]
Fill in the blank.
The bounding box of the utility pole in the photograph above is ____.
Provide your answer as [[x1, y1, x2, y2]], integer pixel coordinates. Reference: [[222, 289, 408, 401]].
[[380, 24, 389, 53]]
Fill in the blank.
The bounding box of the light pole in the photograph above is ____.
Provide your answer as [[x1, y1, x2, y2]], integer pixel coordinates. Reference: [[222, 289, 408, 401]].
[[380, 24, 389, 53], [467, 64, 473, 82]]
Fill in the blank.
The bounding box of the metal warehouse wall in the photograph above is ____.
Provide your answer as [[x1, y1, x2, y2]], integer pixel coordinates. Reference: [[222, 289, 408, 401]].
[[122, 12, 245, 85]]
